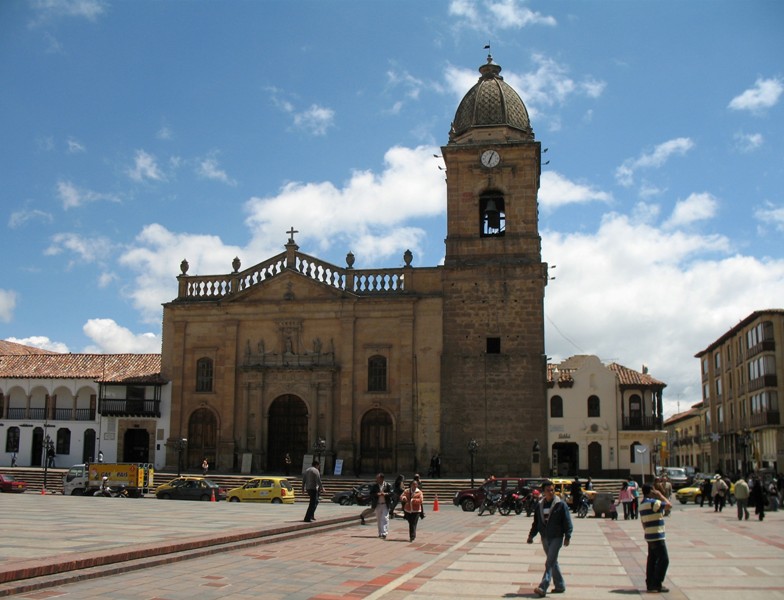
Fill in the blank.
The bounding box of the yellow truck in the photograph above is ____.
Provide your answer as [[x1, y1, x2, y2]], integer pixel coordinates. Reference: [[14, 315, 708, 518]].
[[62, 463, 154, 497]]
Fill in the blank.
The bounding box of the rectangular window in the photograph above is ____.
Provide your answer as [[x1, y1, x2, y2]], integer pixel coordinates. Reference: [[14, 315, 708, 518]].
[[486, 337, 501, 354]]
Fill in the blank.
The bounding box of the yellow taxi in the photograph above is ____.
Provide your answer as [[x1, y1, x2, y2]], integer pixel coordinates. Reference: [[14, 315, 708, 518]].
[[675, 476, 734, 504], [551, 478, 597, 504], [226, 476, 295, 504]]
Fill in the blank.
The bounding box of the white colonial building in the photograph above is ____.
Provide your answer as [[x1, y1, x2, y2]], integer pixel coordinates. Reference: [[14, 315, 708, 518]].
[[0, 341, 171, 469], [547, 355, 667, 479]]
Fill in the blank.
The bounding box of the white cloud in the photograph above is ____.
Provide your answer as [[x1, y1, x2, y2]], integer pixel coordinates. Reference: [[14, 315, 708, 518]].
[[449, 0, 556, 29], [67, 138, 85, 153], [157, 125, 173, 141], [119, 224, 244, 322], [30, 0, 107, 25], [615, 137, 694, 187], [244, 145, 444, 262], [728, 77, 784, 113], [293, 104, 335, 136], [733, 131, 764, 153], [754, 201, 784, 233], [56, 180, 121, 209], [0, 289, 17, 323], [197, 156, 236, 185], [8, 208, 53, 228], [127, 150, 166, 182], [664, 192, 718, 229], [45, 233, 114, 264], [543, 213, 784, 416], [81, 318, 161, 353], [487, 0, 557, 27], [539, 171, 612, 211], [5, 335, 69, 353]]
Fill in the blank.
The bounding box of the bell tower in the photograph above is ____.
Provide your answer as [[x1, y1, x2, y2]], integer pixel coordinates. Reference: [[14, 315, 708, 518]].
[[439, 55, 549, 477]]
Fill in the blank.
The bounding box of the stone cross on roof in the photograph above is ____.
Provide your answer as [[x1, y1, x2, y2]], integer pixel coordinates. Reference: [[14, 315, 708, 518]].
[[286, 227, 299, 244]]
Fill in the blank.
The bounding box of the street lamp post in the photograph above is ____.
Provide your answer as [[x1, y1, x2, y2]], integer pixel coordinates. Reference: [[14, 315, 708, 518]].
[[467, 439, 479, 488], [313, 437, 327, 467], [175, 438, 187, 477], [635, 445, 648, 484]]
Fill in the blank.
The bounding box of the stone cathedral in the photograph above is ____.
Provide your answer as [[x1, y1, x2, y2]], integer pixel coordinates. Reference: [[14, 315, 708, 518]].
[[161, 56, 549, 477]]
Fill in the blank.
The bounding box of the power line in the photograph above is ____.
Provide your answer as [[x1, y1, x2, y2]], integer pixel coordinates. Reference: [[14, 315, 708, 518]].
[[545, 313, 588, 355]]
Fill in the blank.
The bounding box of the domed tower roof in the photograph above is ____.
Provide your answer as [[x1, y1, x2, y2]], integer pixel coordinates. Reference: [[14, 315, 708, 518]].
[[449, 55, 533, 143]]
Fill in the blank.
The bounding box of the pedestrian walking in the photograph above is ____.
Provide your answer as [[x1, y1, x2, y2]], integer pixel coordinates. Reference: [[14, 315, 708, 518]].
[[640, 483, 672, 594], [399, 478, 425, 542], [750, 477, 766, 521], [283, 453, 291, 476], [712, 475, 727, 512], [302, 460, 324, 522], [700, 477, 712, 507], [734, 475, 750, 520], [97, 450, 104, 463], [369, 472, 393, 539], [389, 474, 405, 519], [628, 477, 640, 519], [527, 480, 573, 597], [202, 458, 209, 476], [619, 481, 633, 520]]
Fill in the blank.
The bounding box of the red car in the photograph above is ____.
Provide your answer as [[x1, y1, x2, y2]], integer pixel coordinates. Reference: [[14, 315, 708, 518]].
[[0, 474, 28, 493]]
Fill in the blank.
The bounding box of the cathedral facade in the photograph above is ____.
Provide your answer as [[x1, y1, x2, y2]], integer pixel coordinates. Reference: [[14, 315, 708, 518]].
[[160, 56, 549, 477]]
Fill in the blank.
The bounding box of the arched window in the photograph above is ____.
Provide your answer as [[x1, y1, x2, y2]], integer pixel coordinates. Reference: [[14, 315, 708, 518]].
[[56, 428, 71, 455], [5, 426, 20, 453], [479, 191, 505, 237], [196, 357, 213, 392], [550, 395, 563, 418], [368, 355, 387, 392], [587, 395, 600, 418]]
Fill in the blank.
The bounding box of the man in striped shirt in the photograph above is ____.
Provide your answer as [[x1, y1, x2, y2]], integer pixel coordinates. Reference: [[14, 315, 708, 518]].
[[639, 483, 672, 593]]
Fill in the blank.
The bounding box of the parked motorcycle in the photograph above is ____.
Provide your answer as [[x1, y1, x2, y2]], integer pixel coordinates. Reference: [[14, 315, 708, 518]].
[[576, 494, 591, 518], [522, 489, 541, 516], [93, 476, 129, 498], [477, 491, 502, 516], [498, 489, 524, 515]]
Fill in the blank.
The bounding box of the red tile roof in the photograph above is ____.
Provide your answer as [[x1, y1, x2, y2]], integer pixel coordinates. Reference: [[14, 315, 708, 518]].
[[0, 340, 59, 355], [0, 354, 166, 384], [608, 362, 666, 388]]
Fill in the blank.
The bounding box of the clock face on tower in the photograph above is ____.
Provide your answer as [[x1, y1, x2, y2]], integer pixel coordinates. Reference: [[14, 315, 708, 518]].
[[480, 149, 500, 168]]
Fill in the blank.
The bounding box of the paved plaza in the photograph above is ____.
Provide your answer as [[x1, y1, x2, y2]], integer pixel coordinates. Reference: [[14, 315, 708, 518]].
[[1, 493, 782, 599]]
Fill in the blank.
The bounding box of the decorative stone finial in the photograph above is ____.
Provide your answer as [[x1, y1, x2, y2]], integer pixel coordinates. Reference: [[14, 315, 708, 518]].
[[232, 257, 241, 273], [180, 259, 189, 275], [403, 249, 413, 266], [346, 251, 355, 269]]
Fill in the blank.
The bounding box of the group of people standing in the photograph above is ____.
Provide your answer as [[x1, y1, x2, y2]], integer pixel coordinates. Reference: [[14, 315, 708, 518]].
[[360, 472, 426, 542], [302, 463, 426, 542]]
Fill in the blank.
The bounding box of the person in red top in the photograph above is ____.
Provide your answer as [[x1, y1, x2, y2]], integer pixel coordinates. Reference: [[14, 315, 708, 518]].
[[399, 479, 425, 542]]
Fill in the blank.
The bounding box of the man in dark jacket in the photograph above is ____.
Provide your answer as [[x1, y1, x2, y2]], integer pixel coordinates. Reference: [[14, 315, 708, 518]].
[[527, 480, 573, 597], [369, 473, 393, 539]]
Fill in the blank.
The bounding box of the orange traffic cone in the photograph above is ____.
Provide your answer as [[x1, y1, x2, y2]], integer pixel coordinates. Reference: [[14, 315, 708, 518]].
[[41, 487, 46, 495], [433, 494, 440, 512], [211, 488, 216, 502]]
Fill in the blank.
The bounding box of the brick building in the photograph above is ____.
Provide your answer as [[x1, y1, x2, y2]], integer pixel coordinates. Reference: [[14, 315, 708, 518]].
[[695, 308, 784, 476], [161, 56, 549, 477]]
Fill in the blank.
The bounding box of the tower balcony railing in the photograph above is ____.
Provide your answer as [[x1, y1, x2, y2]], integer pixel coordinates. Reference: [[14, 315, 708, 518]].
[[176, 249, 408, 301], [622, 416, 662, 431], [99, 399, 161, 418]]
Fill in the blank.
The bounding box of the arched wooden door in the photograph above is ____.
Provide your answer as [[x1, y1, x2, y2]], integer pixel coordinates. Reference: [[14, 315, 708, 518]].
[[588, 441, 602, 475], [82, 429, 96, 462], [188, 408, 218, 470], [268, 395, 309, 474], [360, 408, 394, 475]]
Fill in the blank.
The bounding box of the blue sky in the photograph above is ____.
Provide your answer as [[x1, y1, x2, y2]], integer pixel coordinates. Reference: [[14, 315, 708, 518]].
[[2, 0, 783, 417]]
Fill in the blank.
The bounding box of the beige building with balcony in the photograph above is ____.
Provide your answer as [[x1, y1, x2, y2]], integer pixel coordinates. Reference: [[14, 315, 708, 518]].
[[0, 342, 170, 469], [546, 355, 666, 479], [663, 402, 711, 472], [695, 308, 784, 476]]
